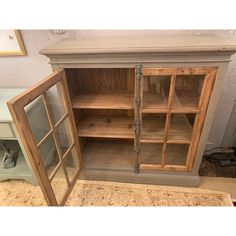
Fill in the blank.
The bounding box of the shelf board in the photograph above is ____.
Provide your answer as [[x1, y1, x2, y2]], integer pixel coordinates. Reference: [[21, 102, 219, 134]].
[[77, 115, 192, 143], [77, 116, 134, 139], [171, 107, 199, 113], [72, 92, 134, 109], [140, 138, 164, 143], [82, 140, 134, 171], [140, 114, 193, 144], [142, 92, 199, 113]]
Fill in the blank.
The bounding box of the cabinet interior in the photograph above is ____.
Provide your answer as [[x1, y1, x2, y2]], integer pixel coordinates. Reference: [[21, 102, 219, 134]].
[[65, 68, 209, 173]]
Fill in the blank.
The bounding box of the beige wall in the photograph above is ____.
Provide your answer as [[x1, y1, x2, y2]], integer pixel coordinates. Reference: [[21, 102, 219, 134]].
[[0, 30, 236, 148]]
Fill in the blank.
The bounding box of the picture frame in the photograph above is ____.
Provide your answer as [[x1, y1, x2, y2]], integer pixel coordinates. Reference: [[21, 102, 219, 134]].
[[0, 30, 27, 56]]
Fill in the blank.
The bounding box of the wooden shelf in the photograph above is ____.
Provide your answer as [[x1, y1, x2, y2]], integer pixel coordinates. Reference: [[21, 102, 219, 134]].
[[77, 116, 134, 139], [140, 114, 193, 144], [72, 92, 134, 109], [77, 115, 192, 143], [82, 139, 134, 171], [142, 92, 199, 113]]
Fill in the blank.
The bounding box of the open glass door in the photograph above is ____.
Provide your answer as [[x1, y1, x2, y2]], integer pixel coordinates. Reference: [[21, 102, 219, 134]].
[[7, 70, 81, 206]]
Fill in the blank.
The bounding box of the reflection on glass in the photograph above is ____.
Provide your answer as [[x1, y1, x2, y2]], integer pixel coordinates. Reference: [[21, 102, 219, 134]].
[[45, 84, 66, 125], [168, 114, 196, 142], [64, 148, 79, 183], [143, 76, 171, 111], [166, 144, 189, 165], [38, 135, 60, 178], [24, 96, 51, 144], [51, 165, 68, 204], [141, 143, 162, 164], [56, 118, 73, 156], [172, 75, 204, 110], [142, 113, 166, 141]]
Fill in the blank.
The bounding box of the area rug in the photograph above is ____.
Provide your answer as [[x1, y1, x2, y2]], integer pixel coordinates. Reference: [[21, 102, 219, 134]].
[[0, 179, 233, 206]]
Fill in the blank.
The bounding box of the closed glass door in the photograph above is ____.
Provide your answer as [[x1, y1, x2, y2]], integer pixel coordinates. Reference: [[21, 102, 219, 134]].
[[135, 66, 217, 172]]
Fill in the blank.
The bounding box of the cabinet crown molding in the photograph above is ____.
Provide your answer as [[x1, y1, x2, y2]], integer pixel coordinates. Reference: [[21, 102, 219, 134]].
[[40, 34, 236, 55]]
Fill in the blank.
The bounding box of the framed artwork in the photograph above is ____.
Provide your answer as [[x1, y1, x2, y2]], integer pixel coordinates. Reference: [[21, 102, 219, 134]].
[[0, 30, 27, 56]]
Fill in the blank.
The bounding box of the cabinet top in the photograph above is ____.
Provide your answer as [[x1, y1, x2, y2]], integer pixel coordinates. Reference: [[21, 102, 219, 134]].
[[40, 34, 236, 55]]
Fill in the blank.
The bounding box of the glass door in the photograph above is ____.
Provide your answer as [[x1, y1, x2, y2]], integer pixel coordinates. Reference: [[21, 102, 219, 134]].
[[135, 66, 217, 172], [7, 70, 81, 206]]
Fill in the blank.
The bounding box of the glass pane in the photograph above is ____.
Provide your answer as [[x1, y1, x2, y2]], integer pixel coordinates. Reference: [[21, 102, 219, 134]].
[[51, 165, 68, 204], [142, 113, 166, 142], [24, 96, 51, 144], [168, 113, 196, 142], [64, 148, 79, 183], [172, 75, 204, 111], [56, 118, 73, 156], [45, 84, 66, 125], [143, 75, 171, 111], [141, 143, 162, 164], [38, 135, 60, 178], [166, 144, 189, 165]]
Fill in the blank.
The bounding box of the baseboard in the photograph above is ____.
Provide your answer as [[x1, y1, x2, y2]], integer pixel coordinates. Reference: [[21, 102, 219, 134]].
[[79, 169, 201, 187]]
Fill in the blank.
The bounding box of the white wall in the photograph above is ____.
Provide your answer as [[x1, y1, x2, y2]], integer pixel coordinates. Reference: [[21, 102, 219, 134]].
[[0, 30, 236, 148], [0, 30, 77, 87]]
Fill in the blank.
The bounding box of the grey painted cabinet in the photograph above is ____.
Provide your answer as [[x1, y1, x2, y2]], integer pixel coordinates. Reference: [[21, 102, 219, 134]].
[[7, 35, 236, 205]]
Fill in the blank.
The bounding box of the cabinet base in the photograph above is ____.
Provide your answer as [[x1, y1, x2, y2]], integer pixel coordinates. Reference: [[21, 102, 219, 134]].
[[79, 169, 201, 187]]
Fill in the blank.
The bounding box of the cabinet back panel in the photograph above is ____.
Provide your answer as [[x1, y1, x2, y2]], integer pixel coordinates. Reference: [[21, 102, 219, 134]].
[[65, 68, 135, 94], [80, 109, 134, 117]]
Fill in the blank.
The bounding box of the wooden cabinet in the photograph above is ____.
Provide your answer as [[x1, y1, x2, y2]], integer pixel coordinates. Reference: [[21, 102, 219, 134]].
[[7, 34, 236, 205]]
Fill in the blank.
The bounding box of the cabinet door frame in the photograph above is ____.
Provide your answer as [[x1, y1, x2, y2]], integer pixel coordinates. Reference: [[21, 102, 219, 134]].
[[138, 66, 217, 172], [7, 69, 82, 206]]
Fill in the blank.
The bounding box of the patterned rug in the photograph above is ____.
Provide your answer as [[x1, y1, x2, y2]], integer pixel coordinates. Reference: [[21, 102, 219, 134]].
[[0, 179, 233, 206]]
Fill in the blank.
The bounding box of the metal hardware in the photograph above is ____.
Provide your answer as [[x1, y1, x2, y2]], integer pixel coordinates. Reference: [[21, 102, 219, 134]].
[[134, 64, 142, 174]]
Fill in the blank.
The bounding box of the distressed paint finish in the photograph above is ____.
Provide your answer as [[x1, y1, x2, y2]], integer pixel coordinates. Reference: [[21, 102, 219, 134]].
[[40, 35, 236, 186]]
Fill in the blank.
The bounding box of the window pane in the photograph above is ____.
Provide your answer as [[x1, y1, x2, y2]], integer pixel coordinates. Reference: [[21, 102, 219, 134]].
[[38, 135, 60, 178], [51, 165, 68, 204], [142, 113, 166, 142], [166, 144, 189, 165], [56, 118, 73, 156], [143, 75, 171, 112], [172, 75, 204, 111], [24, 96, 51, 144], [63, 148, 79, 183], [45, 84, 66, 125], [141, 143, 162, 165], [168, 113, 196, 142]]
